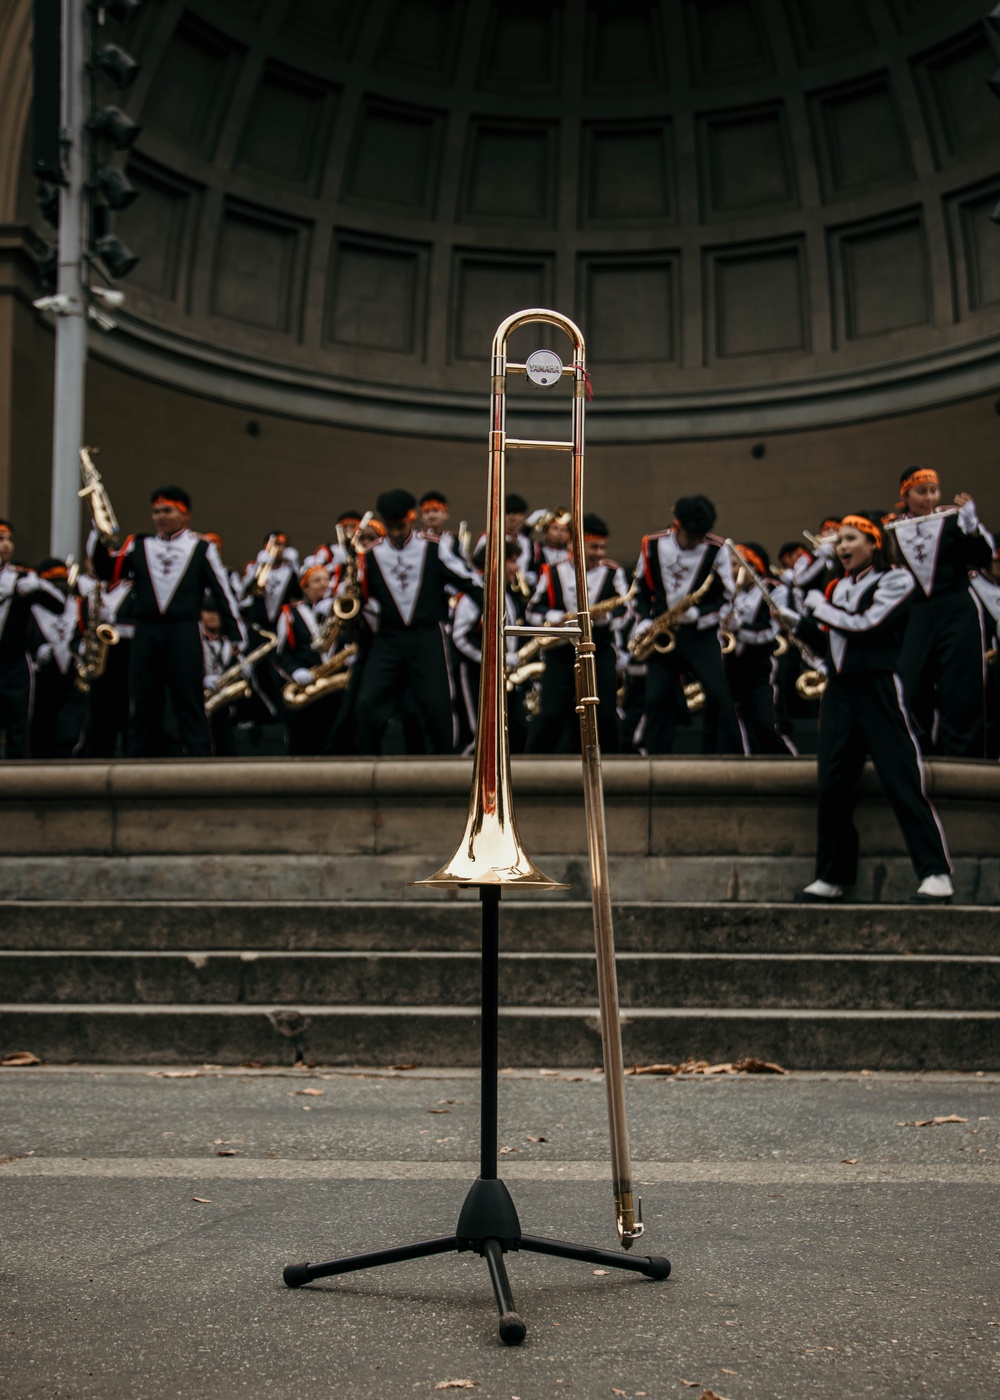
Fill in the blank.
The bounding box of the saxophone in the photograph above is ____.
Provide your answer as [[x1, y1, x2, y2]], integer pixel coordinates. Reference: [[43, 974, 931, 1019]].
[[248, 534, 284, 598], [75, 584, 120, 694], [505, 585, 634, 690], [628, 571, 717, 662], [78, 448, 119, 545], [205, 630, 277, 716]]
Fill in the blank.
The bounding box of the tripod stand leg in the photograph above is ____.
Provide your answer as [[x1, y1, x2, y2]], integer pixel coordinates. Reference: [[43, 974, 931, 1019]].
[[483, 1238, 526, 1346], [519, 1234, 670, 1280], [284, 1235, 457, 1288]]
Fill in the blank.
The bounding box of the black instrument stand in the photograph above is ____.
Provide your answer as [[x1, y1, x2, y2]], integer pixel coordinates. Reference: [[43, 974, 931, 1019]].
[[283, 886, 670, 1346]]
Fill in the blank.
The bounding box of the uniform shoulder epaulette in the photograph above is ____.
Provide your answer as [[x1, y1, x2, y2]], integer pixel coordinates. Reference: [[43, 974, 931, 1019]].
[[706, 531, 725, 547], [601, 557, 622, 570], [643, 528, 673, 541]]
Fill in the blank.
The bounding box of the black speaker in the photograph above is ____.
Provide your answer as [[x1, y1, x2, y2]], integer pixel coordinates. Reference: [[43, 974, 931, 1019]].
[[32, 0, 62, 182]]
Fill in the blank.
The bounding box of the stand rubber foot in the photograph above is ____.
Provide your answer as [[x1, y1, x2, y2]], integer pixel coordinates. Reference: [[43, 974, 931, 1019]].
[[645, 1256, 671, 1281], [283, 1263, 311, 1289], [498, 1311, 526, 1346]]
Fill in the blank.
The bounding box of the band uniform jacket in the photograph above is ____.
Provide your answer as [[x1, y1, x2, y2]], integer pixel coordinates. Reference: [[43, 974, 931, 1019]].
[[888, 503, 993, 599], [634, 530, 734, 632], [797, 566, 915, 675], [274, 600, 334, 682], [91, 527, 246, 644], [30, 592, 84, 676], [355, 532, 480, 631], [527, 560, 630, 650], [0, 565, 64, 661]]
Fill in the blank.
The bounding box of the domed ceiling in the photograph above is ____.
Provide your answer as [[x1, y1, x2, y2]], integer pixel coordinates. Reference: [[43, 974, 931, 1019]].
[[79, 0, 1000, 438]]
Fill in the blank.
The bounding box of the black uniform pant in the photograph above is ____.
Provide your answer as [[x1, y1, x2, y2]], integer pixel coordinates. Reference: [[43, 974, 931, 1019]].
[[31, 665, 86, 759], [286, 692, 341, 756], [726, 647, 792, 755], [643, 627, 745, 754], [527, 645, 620, 754], [355, 624, 456, 755], [128, 618, 211, 758], [83, 641, 131, 758], [815, 670, 951, 886], [898, 589, 985, 758], [0, 655, 32, 758]]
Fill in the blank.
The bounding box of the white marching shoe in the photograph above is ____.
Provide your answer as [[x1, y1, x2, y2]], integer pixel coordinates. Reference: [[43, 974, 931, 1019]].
[[913, 874, 954, 903], [797, 879, 844, 902]]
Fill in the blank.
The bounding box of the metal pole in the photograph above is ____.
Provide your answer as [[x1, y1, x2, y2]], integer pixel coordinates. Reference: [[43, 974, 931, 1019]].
[[50, 0, 88, 558]]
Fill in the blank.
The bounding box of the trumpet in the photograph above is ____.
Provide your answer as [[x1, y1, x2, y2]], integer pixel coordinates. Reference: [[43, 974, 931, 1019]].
[[417, 308, 642, 1248], [628, 571, 716, 662], [78, 448, 119, 545], [205, 629, 277, 716], [722, 540, 826, 700]]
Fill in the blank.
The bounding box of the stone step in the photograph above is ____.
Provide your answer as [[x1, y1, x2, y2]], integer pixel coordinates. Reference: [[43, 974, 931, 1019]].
[[2, 854, 998, 904], [0, 901, 994, 954], [3, 948, 998, 1010], [1, 1003, 997, 1071]]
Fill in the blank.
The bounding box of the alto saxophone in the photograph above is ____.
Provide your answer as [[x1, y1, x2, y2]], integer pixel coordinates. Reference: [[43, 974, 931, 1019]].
[[75, 584, 120, 694], [78, 448, 119, 545], [205, 630, 278, 716], [505, 585, 633, 690], [249, 534, 284, 598], [628, 571, 717, 662]]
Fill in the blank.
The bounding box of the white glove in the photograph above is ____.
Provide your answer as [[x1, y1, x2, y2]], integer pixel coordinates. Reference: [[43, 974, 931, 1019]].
[[36, 643, 53, 665], [681, 607, 699, 625], [958, 498, 979, 534], [777, 606, 801, 629], [256, 548, 271, 564], [292, 668, 313, 686], [545, 609, 566, 625], [240, 660, 255, 680], [283, 547, 300, 569], [632, 618, 653, 638], [803, 590, 825, 615], [204, 673, 221, 692], [16, 574, 40, 597]]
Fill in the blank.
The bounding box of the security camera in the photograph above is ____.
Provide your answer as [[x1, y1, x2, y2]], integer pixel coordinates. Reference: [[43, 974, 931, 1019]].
[[88, 305, 118, 332], [32, 293, 78, 315]]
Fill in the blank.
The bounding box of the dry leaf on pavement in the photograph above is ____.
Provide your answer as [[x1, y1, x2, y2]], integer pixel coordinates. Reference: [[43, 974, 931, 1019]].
[[1, 1051, 41, 1066], [842, 1158, 858, 1165], [191, 1196, 212, 1204], [159, 1069, 201, 1079], [434, 1382, 478, 1391], [526, 1135, 548, 1143], [290, 1088, 325, 1097], [428, 1108, 452, 1114], [391, 1063, 418, 1071], [909, 1115, 969, 1127], [216, 1149, 239, 1156]]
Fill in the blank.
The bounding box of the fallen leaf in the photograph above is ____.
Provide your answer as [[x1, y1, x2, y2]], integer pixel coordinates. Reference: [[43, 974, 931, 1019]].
[[216, 1149, 239, 1157], [498, 1146, 517, 1155], [0, 1155, 23, 1165], [160, 1069, 201, 1079], [240, 1060, 267, 1069], [290, 1088, 325, 1097], [526, 1135, 548, 1143], [428, 1108, 452, 1114], [434, 1383, 477, 1391], [699, 1392, 731, 1400], [438, 1099, 462, 1105], [391, 1063, 418, 1071], [593, 1268, 610, 1276], [722, 1370, 738, 1376], [538, 1069, 560, 1076], [1, 1051, 40, 1067], [680, 1383, 700, 1389], [191, 1196, 212, 1204], [842, 1158, 858, 1165], [911, 1115, 969, 1127], [732, 1057, 786, 1075], [628, 1057, 785, 1077], [612, 1390, 627, 1396]]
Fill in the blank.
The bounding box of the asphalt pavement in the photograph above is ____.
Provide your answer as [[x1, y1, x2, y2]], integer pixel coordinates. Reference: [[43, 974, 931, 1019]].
[[1, 1066, 998, 1399]]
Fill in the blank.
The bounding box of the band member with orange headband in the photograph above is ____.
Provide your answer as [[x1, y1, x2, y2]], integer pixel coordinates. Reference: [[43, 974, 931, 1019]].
[[350, 488, 480, 755], [0, 521, 64, 758], [28, 558, 87, 759], [633, 494, 745, 755], [779, 512, 954, 903], [419, 490, 468, 570], [526, 513, 630, 754], [724, 542, 795, 755], [274, 564, 347, 755], [90, 485, 246, 757], [886, 466, 994, 758]]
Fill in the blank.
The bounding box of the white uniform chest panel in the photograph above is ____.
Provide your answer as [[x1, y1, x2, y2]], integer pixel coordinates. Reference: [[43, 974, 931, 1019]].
[[144, 532, 200, 612], [34, 598, 78, 673], [893, 515, 945, 596], [379, 536, 428, 625], [656, 537, 708, 604], [971, 573, 1000, 625], [828, 574, 880, 672], [263, 563, 292, 622]]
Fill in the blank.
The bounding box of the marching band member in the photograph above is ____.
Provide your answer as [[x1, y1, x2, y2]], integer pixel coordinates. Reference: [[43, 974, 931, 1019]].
[[29, 559, 87, 758], [201, 596, 238, 756], [452, 541, 530, 754], [476, 493, 536, 586], [779, 513, 954, 903], [274, 564, 344, 756], [724, 543, 795, 755], [530, 508, 572, 577], [78, 570, 133, 758], [633, 495, 745, 755], [526, 514, 629, 754], [239, 532, 301, 629], [419, 490, 467, 568], [351, 488, 480, 755], [309, 511, 363, 579], [0, 522, 64, 758], [886, 466, 994, 757], [970, 541, 1000, 759], [90, 486, 246, 757]]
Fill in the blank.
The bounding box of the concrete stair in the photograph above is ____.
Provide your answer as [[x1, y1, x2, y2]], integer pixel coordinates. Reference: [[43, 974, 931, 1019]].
[[0, 758, 997, 1070]]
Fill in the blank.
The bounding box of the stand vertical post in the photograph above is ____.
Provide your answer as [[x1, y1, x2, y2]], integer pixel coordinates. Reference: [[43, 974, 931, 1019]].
[[480, 886, 500, 1181]]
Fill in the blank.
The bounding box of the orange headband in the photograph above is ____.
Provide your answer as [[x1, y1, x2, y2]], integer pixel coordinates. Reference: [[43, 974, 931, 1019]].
[[899, 468, 939, 498], [299, 565, 328, 586], [584, 532, 607, 543], [153, 497, 190, 514], [365, 519, 386, 537], [40, 565, 68, 580], [421, 499, 447, 511], [737, 546, 767, 577], [841, 514, 883, 550], [0, 528, 12, 539]]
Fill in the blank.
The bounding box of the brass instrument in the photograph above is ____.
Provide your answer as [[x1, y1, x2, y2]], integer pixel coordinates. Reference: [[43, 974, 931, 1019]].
[[281, 643, 357, 709], [802, 528, 839, 551], [75, 585, 119, 694], [513, 567, 532, 600], [416, 308, 643, 1248], [249, 533, 284, 598], [332, 517, 367, 623], [505, 586, 633, 690], [205, 629, 277, 716], [628, 571, 717, 662], [78, 447, 119, 545], [684, 680, 705, 712], [723, 540, 826, 700], [458, 519, 473, 563]]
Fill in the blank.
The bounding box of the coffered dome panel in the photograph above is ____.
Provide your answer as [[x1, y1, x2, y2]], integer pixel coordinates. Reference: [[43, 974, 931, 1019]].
[[42, 0, 1000, 440]]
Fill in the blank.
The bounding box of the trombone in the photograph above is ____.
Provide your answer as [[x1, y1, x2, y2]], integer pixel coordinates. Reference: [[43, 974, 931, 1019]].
[[417, 308, 642, 1248]]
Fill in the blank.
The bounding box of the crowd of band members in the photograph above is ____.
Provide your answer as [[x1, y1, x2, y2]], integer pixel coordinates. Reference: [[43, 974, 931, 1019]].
[[1, 472, 998, 777]]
